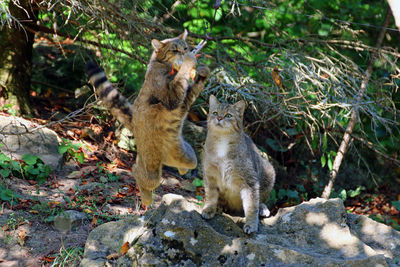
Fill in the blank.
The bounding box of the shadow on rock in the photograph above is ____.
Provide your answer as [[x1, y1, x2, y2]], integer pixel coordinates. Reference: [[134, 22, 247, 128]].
[[81, 194, 399, 266]]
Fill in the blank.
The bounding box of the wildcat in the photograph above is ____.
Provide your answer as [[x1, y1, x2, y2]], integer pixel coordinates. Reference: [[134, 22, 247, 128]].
[[87, 30, 210, 206], [201, 95, 275, 234]]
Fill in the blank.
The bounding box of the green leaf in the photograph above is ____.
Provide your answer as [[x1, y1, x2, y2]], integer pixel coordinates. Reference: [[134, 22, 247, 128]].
[[327, 158, 333, 171], [22, 154, 38, 165], [26, 166, 40, 175], [286, 189, 299, 199], [267, 189, 277, 203], [323, 133, 327, 152], [348, 186, 365, 198], [58, 145, 69, 155], [285, 128, 298, 136], [0, 169, 11, 178], [195, 195, 204, 201], [75, 152, 84, 164], [338, 189, 347, 201], [192, 178, 204, 187], [11, 160, 20, 171], [278, 189, 287, 199], [266, 138, 288, 152], [0, 153, 10, 162], [321, 154, 326, 167]]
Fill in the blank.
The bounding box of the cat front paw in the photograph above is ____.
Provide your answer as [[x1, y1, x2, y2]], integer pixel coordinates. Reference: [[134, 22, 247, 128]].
[[201, 205, 216, 219], [196, 65, 210, 78], [243, 221, 258, 234], [259, 203, 271, 217]]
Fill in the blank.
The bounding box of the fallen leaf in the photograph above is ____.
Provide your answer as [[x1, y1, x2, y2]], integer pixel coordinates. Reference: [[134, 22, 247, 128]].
[[91, 216, 98, 227], [67, 170, 83, 179], [44, 256, 56, 262], [48, 201, 60, 207], [106, 253, 119, 260], [18, 230, 27, 245], [120, 242, 130, 255], [28, 180, 37, 185], [29, 210, 39, 214], [2, 225, 9, 231], [272, 65, 283, 89], [67, 188, 76, 195], [83, 208, 93, 214]]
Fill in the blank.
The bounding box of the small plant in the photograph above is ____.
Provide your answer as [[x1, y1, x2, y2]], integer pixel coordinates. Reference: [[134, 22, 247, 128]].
[[31, 201, 64, 223], [48, 246, 84, 267], [330, 186, 365, 201], [4, 212, 29, 232], [192, 178, 204, 204], [1, 103, 18, 116], [0, 151, 20, 178], [96, 162, 119, 182], [0, 183, 21, 205], [58, 138, 85, 164], [0, 150, 51, 183], [20, 154, 51, 183]]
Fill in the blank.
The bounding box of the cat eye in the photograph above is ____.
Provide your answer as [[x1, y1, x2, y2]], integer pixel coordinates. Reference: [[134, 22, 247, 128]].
[[212, 111, 218, 116], [225, 113, 232, 118]]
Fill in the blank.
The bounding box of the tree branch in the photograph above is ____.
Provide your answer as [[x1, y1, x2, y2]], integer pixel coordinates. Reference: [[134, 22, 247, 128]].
[[321, 8, 392, 199]]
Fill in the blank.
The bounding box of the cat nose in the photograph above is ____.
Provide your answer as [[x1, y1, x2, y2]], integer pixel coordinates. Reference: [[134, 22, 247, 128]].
[[217, 116, 223, 121]]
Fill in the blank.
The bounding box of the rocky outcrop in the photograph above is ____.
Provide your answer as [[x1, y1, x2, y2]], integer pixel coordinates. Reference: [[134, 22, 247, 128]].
[[0, 115, 63, 170], [81, 194, 399, 266]]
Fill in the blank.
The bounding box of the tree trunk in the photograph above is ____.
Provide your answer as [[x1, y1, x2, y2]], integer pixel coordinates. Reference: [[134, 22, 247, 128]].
[[0, 0, 38, 115], [321, 8, 392, 199]]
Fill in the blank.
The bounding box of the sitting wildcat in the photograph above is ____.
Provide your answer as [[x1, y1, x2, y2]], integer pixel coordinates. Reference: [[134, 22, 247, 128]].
[[87, 30, 210, 206], [201, 95, 276, 234]]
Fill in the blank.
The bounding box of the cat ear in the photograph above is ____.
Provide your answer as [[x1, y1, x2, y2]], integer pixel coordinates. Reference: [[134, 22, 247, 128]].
[[151, 39, 164, 53], [209, 95, 219, 110], [234, 100, 246, 116], [178, 29, 188, 40]]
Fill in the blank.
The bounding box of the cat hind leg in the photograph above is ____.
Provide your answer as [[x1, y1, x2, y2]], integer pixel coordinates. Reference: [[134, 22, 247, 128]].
[[132, 155, 162, 207], [164, 139, 197, 174]]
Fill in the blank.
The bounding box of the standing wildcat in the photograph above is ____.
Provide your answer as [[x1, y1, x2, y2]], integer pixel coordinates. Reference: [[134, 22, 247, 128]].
[[87, 30, 210, 206], [201, 95, 275, 234]]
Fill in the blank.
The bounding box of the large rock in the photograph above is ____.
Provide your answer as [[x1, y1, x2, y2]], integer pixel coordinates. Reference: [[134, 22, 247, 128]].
[[0, 115, 63, 170], [81, 194, 398, 266]]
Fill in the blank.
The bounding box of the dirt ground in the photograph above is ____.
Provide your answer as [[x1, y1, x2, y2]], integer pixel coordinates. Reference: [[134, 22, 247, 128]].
[[0, 162, 201, 267]]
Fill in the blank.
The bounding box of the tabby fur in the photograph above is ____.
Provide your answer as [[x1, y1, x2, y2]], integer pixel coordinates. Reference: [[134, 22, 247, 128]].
[[201, 95, 275, 234], [87, 30, 210, 206]]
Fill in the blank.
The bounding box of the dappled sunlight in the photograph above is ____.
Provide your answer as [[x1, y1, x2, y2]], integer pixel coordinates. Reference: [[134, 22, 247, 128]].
[[305, 212, 328, 226], [361, 216, 391, 236], [320, 222, 375, 257], [221, 238, 241, 254], [14, 182, 49, 197]]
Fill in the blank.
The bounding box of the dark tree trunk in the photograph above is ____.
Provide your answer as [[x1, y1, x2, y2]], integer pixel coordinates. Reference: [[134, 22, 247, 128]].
[[0, 0, 38, 115]]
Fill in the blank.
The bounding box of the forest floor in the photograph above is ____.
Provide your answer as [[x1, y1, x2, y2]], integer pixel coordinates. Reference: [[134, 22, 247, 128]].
[[0, 95, 399, 266]]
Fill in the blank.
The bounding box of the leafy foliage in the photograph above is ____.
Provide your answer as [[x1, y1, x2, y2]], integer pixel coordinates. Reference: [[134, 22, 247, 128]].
[[58, 138, 85, 164], [0, 151, 51, 183], [0, 183, 21, 204]]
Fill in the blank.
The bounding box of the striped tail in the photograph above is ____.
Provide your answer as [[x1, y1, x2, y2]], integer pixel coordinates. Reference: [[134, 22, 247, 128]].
[[86, 61, 133, 128]]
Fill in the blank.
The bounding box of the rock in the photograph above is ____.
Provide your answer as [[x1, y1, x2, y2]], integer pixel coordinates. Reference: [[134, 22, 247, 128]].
[[182, 120, 207, 177], [347, 213, 400, 266], [53, 210, 87, 233], [117, 127, 136, 152], [0, 115, 63, 170], [81, 195, 397, 266]]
